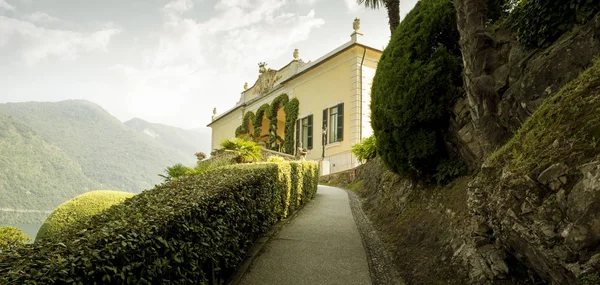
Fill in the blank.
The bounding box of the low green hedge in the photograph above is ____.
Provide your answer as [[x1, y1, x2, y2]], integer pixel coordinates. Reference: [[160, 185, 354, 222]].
[[36, 190, 134, 241], [0, 161, 319, 284]]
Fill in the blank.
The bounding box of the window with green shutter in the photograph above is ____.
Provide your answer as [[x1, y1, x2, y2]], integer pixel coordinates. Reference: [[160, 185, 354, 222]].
[[323, 103, 344, 144]]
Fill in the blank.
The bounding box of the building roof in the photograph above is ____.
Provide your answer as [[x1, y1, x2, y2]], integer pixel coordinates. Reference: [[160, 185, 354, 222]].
[[207, 34, 382, 127]]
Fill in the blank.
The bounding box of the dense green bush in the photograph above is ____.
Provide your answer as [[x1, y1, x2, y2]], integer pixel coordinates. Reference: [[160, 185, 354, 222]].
[[283, 98, 300, 154], [509, 0, 600, 48], [220, 137, 263, 163], [0, 161, 319, 284], [370, 0, 463, 179], [36, 190, 134, 241], [0, 226, 31, 251], [158, 163, 192, 182], [351, 135, 377, 163]]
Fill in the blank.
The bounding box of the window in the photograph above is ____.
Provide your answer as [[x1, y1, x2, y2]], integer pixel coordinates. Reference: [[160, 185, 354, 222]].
[[329, 106, 338, 143], [323, 103, 344, 144], [296, 115, 313, 152], [301, 117, 309, 148]]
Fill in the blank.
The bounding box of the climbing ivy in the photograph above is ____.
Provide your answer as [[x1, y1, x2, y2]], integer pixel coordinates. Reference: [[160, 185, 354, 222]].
[[283, 98, 300, 154], [253, 104, 270, 139], [268, 94, 290, 151], [235, 126, 244, 137], [233, 94, 299, 155]]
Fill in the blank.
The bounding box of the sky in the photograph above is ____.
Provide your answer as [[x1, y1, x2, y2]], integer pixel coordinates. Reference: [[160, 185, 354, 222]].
[[0, 0, 418, 129]]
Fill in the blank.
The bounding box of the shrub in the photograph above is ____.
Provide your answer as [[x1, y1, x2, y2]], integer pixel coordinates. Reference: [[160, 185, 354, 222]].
[[220, 137, 263, 163], [190, 155, 235, 176], [158, 163, 193, 182], [35, 190, 134, 241], [370, 0, 463, 179], [351, 135, 377, 163], [0, 226, 31, 251], [0, 161, 319, 284], [509, 0, 600, 48], [267, 156, 286, 162]]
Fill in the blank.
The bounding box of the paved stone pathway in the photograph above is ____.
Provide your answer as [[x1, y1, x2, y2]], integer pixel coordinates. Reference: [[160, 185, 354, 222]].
[[239, 185, 372, 285]]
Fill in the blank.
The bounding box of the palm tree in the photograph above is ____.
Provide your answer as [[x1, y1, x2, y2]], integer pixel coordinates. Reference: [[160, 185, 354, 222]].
[[357, 0, 401, 34], [219, 137, 263, 163]]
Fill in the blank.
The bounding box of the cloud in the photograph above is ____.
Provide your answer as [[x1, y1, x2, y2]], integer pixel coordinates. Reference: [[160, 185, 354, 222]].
[[164, 0, 194, 17], [0, 16, 120, 65], [110, 0, 325, 128], [344, 0, 361, 12], [24, 12, 60, 23], [296, 0, 319, 4], [0, 0, 15, 11]]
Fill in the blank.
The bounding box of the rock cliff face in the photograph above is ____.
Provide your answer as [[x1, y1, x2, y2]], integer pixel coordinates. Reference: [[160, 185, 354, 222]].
[[450, 10, 600, 168], [323, 12, 600, 284], [465, 57, 600, 284]]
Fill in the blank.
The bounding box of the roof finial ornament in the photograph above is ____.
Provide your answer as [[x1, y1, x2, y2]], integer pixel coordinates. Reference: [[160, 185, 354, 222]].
[[258, 62, 267, 74], [244, 82, 248, 90], [353, 18, 360, 32], [293, 48, 299, 60], [212, 107, 217, 121]]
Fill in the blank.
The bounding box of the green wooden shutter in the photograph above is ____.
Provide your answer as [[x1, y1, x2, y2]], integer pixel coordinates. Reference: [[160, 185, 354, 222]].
[[337, 103, 344, 141], [322, 108, 328, 144], [295, 119, 300, 155], [307, 115, 313, 149]]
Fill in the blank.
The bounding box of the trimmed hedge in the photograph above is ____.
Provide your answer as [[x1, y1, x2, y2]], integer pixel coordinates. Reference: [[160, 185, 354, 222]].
[[0, 161, 319, 284], [36, 190, 134, 241], [370, 0, 463, 179], [0, 226, 31, 251]]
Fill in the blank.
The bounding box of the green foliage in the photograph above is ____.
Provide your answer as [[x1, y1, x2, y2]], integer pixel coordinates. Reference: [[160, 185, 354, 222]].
[[0, 162, 320, 284], [125, 118, 211, 161], [235, 95, 299, 155], [267, 94, 290, 151], [189, 155, 235, 176], [158, 163, 193, 182], [283, 98, 300, 155], [370, 0, 463, 179], [220, 137, 264, 163], [490, 57, 600, 175], [36, 190, 134, 241], [0, 101, 205, 225], [0, 226, 31, 251], [509, 0, 600, 48], [236, 112, 256, 137], [351, 135, 377, 163], [579, 272, 600, 285], [267, 156, 286, 162], [0, 111, 101, 224], [253, 104, 271, 138], [433, 159, 469, 185]]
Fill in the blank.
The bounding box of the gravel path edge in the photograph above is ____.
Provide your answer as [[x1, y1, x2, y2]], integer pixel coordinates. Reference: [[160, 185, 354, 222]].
[[346, 189, 406, 285]]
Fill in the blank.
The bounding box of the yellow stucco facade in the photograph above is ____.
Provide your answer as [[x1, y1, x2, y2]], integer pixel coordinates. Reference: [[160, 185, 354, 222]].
[[208, 28, 382, 174]]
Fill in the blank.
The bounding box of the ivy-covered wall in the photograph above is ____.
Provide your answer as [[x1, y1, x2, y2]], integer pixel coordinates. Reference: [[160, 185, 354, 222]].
[[235, 94, 299, 155]]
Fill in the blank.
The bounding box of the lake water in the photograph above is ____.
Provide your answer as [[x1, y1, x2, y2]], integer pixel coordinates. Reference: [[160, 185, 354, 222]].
[[1, 223, 43, 242]]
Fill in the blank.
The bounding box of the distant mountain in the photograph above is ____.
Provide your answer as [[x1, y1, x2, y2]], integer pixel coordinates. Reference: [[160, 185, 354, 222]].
[[0, 100, 210, 224], [0, 112, 101, 224], [0, 100, 196, 207], [124, 118, 211, 159]]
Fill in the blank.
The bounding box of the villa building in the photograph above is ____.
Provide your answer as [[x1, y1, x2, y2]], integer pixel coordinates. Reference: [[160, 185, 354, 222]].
[[208, 19, 382, 174]]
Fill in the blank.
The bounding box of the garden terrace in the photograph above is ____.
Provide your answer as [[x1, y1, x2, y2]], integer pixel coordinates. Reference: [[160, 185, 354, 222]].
[[0, 161, 319, 284]]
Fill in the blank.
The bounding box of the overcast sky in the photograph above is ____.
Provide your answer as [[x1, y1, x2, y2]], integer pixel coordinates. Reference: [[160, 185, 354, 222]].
[[0, 0, 418, 129]]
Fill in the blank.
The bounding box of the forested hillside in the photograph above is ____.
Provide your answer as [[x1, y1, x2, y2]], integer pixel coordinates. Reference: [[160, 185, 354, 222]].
[[0, 100, 194, 193], [0, 112, 100, 224], [125, 118, 211, 159], [0, 100, 208, 224]]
